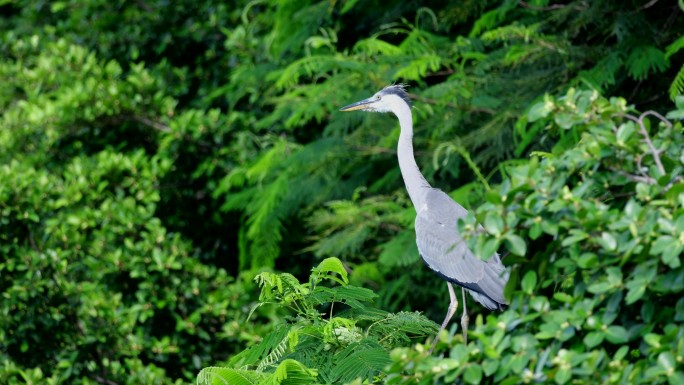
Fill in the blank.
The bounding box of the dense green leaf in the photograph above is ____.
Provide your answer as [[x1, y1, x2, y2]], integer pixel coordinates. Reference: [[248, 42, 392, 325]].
[[604, 326, 629, 344], [521, 271, 537, 295], [2, 2, 683, 385]]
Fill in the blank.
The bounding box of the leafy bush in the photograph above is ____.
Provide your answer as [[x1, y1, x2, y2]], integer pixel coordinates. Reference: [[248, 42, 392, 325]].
[[199, 92, 684, 384], [0, 37, 265, 384], [198, 258, 436, 385], [1, 1, 683, 383]]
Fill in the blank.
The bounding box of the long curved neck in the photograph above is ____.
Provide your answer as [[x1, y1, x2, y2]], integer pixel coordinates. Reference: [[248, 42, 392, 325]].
[[394, 103, 431, 210]]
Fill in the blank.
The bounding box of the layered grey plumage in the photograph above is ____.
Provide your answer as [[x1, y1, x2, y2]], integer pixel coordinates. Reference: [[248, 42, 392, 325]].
[[340, 84, 510, 348], [415, 189, 508, 310]]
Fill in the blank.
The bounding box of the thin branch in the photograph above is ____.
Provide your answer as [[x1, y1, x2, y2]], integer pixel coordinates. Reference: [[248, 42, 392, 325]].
[[639, 0, 660, 10], [131, 115, 172, 133], [635, 154, 650, 180], [623, 112, 668, 175], [638, 110, 672, 128], [664, 176, 684, 192], [614, 169, 656, 184]]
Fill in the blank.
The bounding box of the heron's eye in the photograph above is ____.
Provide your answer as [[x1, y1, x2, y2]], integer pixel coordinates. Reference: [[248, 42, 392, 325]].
[[375, 95, 381, 100]]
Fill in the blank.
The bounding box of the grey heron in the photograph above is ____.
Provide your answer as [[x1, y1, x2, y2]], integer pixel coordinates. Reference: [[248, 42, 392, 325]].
[[340, 84, 509, 351]]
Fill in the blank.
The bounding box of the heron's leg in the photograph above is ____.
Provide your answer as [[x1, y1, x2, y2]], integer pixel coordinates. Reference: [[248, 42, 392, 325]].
[[429, 282, 458, 354], [460, 288, 469, 343]]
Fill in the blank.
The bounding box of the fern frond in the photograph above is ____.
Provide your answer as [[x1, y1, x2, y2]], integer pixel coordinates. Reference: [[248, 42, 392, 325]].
[[330, 339, 391, 384], [308, 286, 378, 309], [352, 38, 402, 56], [394, 55, 442, 81], [669, 65, 684, 100], [577, 51, 622, 91], [255, 272, 303, 301], [257, 335, 290, 372], [665, 35, 684, 59], [367, 311, 438, 346], [275, 55, 363, 90], [626, 45, 669, 81], [377, 230, 420, 267], [243, 174, 288, 268], [262, 359, 318, 385], [196, 367, 263, 385], [229, 325, 291, 369], [481, 23, 541, 43], [469, 0, 516, 37], [309, 225, 372, 259]]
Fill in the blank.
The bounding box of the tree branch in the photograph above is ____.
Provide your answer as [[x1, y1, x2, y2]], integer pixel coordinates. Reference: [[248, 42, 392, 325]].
[[614, 169, 656, 184], [131, 115, 172, 133], [639, 0, 660, 10], [623, 112, 668, 176]]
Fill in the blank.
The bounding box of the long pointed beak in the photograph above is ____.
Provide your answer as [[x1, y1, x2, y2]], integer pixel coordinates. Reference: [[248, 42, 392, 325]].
[[339, 97, 374, 112]]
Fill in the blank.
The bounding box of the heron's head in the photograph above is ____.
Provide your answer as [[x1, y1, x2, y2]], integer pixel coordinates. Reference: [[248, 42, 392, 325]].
[[340, 84, 411, 114]]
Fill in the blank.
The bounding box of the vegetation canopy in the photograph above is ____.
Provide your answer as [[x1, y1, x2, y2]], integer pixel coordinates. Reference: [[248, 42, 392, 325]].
[[0, 1, 682, 384]]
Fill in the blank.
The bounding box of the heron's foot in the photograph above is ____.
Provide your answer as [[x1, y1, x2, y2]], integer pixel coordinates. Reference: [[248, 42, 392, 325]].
[[461, 312, 469, 343]]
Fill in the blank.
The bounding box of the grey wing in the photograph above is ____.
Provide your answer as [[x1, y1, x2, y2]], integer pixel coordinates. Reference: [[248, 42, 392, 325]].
[[415, 189, 509, 310]]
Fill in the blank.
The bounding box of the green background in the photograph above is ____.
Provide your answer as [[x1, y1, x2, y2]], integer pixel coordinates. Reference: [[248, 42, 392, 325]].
[[1, 0, 683, 384]]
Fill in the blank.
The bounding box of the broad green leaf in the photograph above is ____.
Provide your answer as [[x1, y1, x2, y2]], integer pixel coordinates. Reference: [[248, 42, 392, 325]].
[[670, 372, 684, 385], [521, 271, 537, 295], [527, 97, 554, 121], [482, 359, 499, 376], [553, 292, 573, 303], [484, 212, 505, 235], [658, 352, 675, 373], [597, 232, 617, 251], [583, 331, 604, 348], [605, 325, 629, 344], [643, 333, 661, 348], [614, 346, 629, 361], [463, 364, 483, 384], [587, 282, 612, 294], [555, 367, 571, 384], [675, 297, 684, 321], [616, 122, 635, 144], [562, 230, 589, 246], [313, 257, 349, 285], [505, 233, 527, 256], [625, 284, 646, 304]]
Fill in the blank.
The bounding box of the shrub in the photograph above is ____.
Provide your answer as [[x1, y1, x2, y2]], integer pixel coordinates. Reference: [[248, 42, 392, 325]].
[[198, 92, 684, 384], [0, 37, 263, 384]]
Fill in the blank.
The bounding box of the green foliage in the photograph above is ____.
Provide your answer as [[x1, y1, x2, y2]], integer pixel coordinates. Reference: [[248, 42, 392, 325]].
[[199, 258, 436, 385], [207, 0, 684, 272], [2, 1, 684, 383], [670, 65, 684, 101], [442, 91, 684, 384], [204, 91, 684, 385], [197, 360, 317, 385], [0, 36, 266, 383]]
